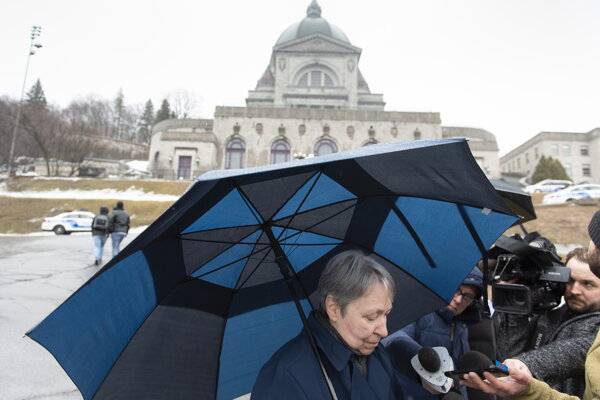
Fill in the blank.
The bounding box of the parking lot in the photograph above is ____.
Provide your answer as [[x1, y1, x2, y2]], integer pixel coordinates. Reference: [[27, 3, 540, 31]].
[[0, 231, 137, 399]]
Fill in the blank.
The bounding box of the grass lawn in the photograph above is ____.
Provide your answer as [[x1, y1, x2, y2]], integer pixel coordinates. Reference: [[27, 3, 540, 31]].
[[1, 177, 598, 249]]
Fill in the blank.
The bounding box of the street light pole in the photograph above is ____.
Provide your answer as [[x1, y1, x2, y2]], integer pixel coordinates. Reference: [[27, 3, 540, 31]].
[[7, 25, 42, 176]]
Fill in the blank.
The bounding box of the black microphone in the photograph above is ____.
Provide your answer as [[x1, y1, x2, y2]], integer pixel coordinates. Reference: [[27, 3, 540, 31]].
[[459, 350, 493, 370], [445, 350, 509, 380], [418, 347, 441, 372], [441, 392, 467, 400]]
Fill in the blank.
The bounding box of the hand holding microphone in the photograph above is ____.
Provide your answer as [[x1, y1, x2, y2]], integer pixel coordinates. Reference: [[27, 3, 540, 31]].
[[456, 351, 532, 397]]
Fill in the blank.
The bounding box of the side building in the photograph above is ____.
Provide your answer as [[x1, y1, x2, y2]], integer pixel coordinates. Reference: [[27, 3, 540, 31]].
[[500, 128, 600, 184], [148, 1, 500, 180]]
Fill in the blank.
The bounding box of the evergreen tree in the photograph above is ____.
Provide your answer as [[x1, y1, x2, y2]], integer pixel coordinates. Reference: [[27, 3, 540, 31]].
[[138, 99, 155, 144], [154, 98, 173, 123], [25, 79, 47, 109], [112, 89, 125, 139], [531, 155, 571, 183]]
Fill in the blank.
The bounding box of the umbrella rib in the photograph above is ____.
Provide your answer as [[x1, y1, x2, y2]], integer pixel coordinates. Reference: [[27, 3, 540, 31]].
[[456, 204, 488, 257], [390, 202, 438, 269], [192, 243, 273, 279], [233, 240, 277, 292], [274, 170, 324, 242]]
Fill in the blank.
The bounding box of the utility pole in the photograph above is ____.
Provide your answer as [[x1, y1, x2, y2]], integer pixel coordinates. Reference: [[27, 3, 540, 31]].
[[8, 25, 42, 176]]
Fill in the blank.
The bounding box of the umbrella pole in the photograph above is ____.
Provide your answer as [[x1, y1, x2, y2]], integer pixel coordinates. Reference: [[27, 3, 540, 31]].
[[519, 223, 529, 235], [265, 227, 339, 400]]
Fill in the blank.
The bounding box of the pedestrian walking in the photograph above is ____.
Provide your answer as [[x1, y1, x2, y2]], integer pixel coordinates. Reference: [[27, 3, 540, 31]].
[[109, 201, 130, 257], [91, 206, 110, 265]]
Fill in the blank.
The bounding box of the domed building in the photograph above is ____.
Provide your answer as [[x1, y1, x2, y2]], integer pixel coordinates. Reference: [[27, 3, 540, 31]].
[[149, 0, 499, 180]]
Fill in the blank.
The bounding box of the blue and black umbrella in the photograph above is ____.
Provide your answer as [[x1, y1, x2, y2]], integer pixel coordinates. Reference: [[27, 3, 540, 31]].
[[27, 139, 516, 400]]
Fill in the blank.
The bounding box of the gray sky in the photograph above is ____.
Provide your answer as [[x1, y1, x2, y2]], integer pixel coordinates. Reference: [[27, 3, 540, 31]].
[[2, 0, 599, 155]]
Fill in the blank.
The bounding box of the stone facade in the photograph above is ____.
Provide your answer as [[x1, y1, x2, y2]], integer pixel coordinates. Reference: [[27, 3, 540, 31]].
[[148, 1, 500, 181], [500, 128, 600, 184]]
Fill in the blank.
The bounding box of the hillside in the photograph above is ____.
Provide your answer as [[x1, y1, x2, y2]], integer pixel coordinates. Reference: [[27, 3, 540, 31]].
[[0, 177, 597, 253]]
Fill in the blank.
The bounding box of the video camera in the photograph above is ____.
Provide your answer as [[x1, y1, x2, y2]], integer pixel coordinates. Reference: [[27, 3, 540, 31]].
[[489, 232, 569, 315]]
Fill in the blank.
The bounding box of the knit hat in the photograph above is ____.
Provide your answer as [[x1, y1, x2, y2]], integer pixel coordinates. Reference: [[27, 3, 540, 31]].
[[589, 210, 600, 249]]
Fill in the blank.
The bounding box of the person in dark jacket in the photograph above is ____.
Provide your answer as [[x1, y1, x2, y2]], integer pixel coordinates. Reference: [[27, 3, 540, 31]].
[[382, 267, 483, 399], [91, 206, 110, 266], [494, 246, 600, 398], [109, 201, 130, 257], [459, 210, 600, 400], [251, 250, 404, 399]]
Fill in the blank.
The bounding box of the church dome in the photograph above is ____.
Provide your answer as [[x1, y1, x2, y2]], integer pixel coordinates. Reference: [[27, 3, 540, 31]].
[[275, 1, 351, 46]]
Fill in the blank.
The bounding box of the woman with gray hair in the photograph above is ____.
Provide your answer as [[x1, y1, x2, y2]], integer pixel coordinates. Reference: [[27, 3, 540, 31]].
[[252, 250, 404, 399]]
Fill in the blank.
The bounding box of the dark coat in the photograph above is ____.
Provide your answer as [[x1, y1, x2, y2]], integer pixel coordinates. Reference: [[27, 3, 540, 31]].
[[383, 307, 480, 400], [495, 304, 600, 398], [251, 312, 404, 399], [109, 209, 130, 233]]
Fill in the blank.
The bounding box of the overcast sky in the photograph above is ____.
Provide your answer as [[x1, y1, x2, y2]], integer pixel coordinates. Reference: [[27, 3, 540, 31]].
[[2, 0, 599, 155]]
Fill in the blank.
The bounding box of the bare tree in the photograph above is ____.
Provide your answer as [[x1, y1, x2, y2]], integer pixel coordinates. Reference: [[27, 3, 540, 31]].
[[168, 89, 199, 119]]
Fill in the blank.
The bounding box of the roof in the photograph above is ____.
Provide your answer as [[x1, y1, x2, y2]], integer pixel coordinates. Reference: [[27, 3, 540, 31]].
[[275, 0, 351, 46]]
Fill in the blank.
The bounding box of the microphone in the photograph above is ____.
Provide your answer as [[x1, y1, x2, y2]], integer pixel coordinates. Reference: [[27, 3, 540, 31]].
[[441, 392, 467, 400], [410, 346, 454, 393], [459, 351, 493, 370], [445, 350, 509, 380], [418, 347, 441, 372]]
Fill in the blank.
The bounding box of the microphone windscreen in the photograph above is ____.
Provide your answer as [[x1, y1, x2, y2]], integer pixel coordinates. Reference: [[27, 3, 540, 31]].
[[441, 392, 467, 400], [459, 350, 493, 370], [418, 347, 441, 372]]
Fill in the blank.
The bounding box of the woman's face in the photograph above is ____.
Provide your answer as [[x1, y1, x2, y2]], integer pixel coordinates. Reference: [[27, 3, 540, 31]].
[[326, 282, 393, 355]]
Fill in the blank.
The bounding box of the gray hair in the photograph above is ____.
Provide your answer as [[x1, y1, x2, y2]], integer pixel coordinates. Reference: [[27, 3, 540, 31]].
[[318, 250, 395, 315]]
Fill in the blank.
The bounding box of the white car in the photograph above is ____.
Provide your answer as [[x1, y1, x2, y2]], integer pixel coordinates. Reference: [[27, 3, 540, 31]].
[[542, 184, 600, 205], [41, 211, 95, 235], [525, 179, 572, 194]]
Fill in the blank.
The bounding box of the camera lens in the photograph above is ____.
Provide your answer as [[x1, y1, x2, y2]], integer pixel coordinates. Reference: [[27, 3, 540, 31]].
[[507, 291, 527, 307]]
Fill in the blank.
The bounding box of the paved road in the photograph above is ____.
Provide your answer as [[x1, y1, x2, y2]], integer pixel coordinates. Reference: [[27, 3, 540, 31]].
[[0, 232, 137, 400]]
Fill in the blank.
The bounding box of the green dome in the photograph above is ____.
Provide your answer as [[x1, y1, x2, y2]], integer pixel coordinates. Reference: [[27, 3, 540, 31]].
[[275, 0, 351, 46]]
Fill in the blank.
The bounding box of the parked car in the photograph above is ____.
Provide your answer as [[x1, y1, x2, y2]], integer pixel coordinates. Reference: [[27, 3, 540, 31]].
[[41, 211, 95, 235], [525, 179, 572, 194], [542, 184, 600, 205]]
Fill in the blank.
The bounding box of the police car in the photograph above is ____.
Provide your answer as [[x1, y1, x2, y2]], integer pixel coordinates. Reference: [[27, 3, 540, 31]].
[[41, 211, 95, 235], [542, 184, 600, 205]]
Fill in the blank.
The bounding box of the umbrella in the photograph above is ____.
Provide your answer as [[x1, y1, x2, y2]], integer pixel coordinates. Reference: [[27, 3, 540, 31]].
[[27, 139, 517, 400], [490, 178, 537, 224]]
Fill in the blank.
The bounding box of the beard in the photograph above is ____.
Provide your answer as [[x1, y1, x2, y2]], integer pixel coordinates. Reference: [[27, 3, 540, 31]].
[[589, 247, 600, 279]]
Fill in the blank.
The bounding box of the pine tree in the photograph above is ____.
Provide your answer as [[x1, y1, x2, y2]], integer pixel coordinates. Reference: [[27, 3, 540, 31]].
[[154, 99, 173, 124], [138, 99, 155, 144], [112, 89, 125, 139], [25, 79, 47, 109], [531, 155, 571, 183]]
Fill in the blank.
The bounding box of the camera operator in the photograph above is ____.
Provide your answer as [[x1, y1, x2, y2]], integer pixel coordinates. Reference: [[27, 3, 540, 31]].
[[494, 246, 600, 398]]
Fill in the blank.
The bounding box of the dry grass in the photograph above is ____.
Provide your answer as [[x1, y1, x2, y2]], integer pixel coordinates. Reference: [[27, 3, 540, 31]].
[[1, 178, 598, 245], [0, 177, 190, 234], [4, 176, 191, 195]]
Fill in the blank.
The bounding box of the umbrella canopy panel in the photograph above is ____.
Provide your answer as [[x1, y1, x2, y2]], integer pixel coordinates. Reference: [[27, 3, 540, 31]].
[[27, 139, 517, 400]]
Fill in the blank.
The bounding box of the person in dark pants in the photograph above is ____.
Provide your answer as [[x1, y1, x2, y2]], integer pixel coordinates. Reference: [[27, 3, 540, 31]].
[[109, 201, 130, 257], [91, 206, 110, 265]]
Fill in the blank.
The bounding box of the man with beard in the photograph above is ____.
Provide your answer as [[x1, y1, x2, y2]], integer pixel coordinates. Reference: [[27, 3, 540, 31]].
[[491, 211, 600, 398]]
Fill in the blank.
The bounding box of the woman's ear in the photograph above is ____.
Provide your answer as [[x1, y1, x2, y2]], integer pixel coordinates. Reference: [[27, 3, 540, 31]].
[[325, 295, 340, 322]]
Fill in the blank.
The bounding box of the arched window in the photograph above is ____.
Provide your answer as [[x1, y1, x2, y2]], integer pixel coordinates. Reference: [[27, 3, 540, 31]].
[[225, 138, 245, 169], [298, 70, 335, 87], [271, 139, 291, 164], [314, 138, 338, 156]]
